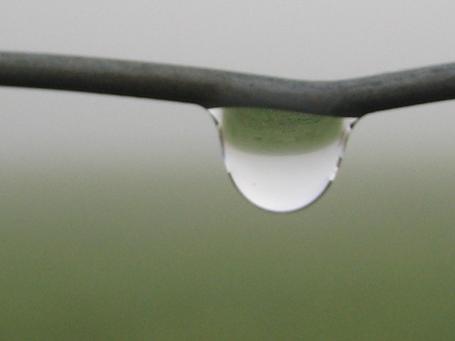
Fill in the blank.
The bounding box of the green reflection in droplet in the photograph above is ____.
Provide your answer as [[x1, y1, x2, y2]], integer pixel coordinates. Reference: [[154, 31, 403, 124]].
[[222, 107, 343, 155]]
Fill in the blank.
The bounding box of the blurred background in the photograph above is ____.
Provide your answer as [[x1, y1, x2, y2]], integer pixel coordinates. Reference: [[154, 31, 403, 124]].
[[1, 0, 455, 339]]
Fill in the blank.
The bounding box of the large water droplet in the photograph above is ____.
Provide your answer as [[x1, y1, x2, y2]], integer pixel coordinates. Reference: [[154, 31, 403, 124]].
[[209, 107, 357, 212]]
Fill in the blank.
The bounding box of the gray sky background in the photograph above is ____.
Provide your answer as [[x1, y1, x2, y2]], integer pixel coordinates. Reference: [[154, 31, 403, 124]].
[[0, 0, 454, 174]]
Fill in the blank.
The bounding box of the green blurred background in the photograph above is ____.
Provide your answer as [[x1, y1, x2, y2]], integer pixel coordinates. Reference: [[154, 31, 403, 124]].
[[0, 92, 454, 340], [1, 0, 455, 339]]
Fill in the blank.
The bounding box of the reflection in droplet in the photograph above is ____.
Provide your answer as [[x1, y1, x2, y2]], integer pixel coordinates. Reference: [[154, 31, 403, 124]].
[[209, 107, 357, 213]]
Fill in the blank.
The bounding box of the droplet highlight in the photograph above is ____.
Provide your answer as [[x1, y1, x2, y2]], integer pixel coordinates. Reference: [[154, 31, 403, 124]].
[[209, 107, 357, 212]]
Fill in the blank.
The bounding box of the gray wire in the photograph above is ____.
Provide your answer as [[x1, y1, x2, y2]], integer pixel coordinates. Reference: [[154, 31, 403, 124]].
[[1, 51, 455, 117]]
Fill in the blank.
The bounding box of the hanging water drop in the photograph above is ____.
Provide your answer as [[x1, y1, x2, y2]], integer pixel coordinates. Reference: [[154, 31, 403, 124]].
[[209, 107, 357, 213]]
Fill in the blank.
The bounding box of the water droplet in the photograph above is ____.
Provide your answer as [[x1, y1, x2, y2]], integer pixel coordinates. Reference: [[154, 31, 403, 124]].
[[209, 107, 357, 213]]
